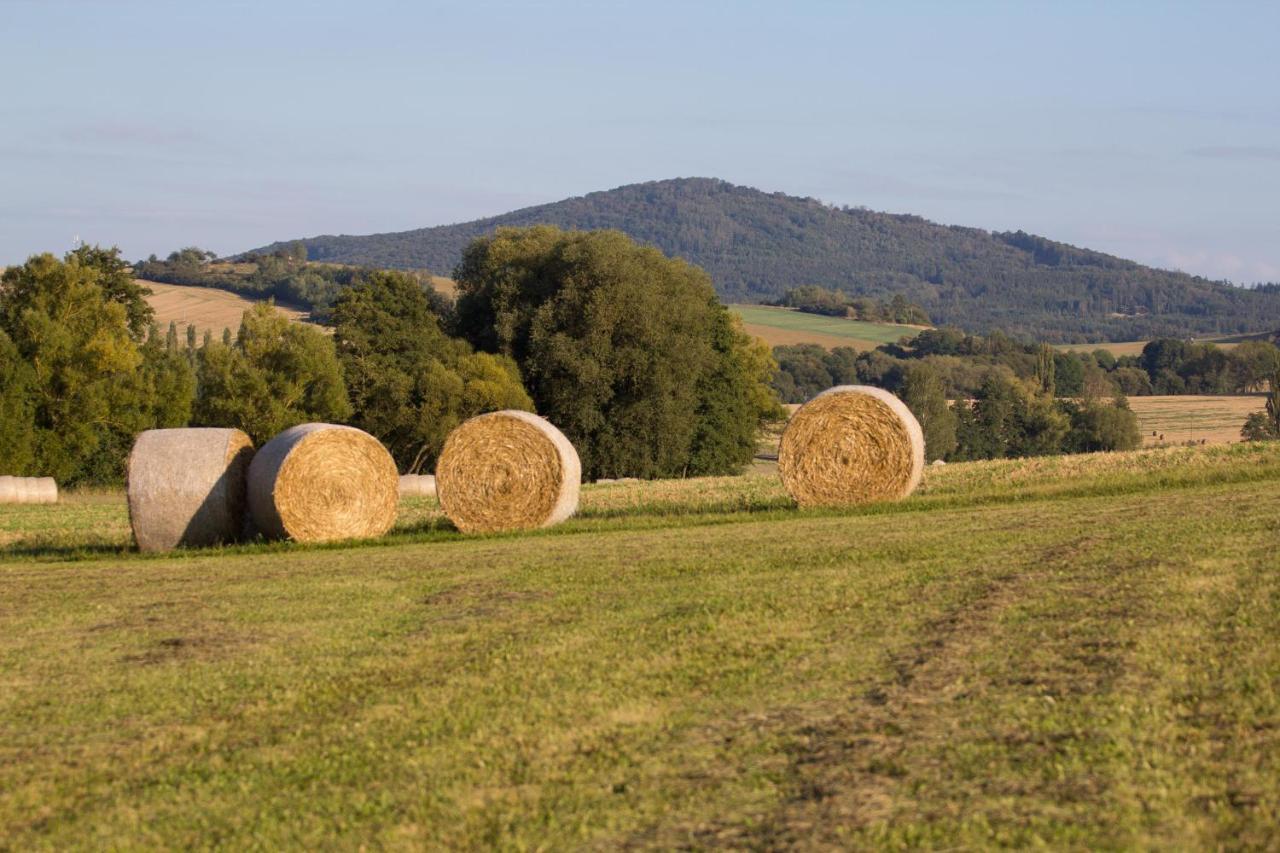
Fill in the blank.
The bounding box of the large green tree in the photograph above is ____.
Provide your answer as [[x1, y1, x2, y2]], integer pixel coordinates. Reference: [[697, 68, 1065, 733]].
[[453, 226, 780, 479], [193, 303, 349, 444], [331, 270, 532, 473], [1, 252, 155, 482], [901, 361, 957, 462]]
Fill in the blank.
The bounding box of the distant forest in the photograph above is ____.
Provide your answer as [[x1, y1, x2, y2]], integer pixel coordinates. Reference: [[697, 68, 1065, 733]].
[[242, 177, 1280, 343]]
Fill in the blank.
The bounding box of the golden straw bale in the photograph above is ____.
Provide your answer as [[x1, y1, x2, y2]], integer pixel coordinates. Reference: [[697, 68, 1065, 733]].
[[436, 410, 580, 533], [0, 476, 17, 504], [248, 423, 398, 542], [31, 477, 57, 504], [778, 385, 924, 507]]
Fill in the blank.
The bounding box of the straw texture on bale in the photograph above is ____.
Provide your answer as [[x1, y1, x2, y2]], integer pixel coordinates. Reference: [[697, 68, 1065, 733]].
[[127, 428, 254, 552], [0, 476, 58, 504], [398, 474, 437, 498], [778, 385, 924, 507], [248, 423, 398, 542], [436, 410, 580, 533]]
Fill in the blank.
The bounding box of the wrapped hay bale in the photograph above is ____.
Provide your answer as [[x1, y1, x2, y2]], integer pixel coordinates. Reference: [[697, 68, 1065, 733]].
[[436, 410, 580, 533], [127, 428, 255, 552], [398, 474, 436, 498], [248, 423, 398, 542], [778, 385, 924, 507], [30, 477, 57, 504], [0, 476, 58, 504]]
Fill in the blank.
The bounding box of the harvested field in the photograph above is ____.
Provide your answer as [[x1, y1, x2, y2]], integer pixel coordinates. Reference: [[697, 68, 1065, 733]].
[[1128, 394, 1266, 445], [141, 280, 309, 340], [3, 444, 1280, 847]]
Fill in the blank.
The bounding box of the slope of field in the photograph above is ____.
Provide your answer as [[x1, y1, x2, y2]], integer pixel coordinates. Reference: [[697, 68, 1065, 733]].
[[240, 177, 1280, 341], [141, 280, 309, 339], [4, 443, 1280, 847], [1129, 394, 1265, 445], [731, 304, 922, 349]]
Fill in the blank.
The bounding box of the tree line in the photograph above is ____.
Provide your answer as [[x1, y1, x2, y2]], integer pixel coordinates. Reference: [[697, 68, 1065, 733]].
[[770, 285, 931, 325], [1, 229, 780, 485]]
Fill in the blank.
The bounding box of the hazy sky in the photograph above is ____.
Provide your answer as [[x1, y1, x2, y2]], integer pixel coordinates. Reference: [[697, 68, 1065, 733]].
[[2, 0, 1277, 282]]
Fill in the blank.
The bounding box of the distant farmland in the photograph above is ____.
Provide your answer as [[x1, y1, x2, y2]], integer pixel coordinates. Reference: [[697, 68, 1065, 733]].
[[1128, 394, 1265, 446], [141, 281, 309, 339], [731, 304, 923, 349]]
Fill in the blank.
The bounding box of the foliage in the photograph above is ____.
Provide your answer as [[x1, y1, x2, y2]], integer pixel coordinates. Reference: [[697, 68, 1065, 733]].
[[193, 303, 350, 444], [1060, 395, 1143, 453], [1241, 371, 1280, 441], [0, 330, 37, 474], [901, 361, 957, 461], [773, 284, 930, 324], [243, 177, 1280, 342], [331, 270, 532, 473], [134, 248, 450, 323], [0, 249, 190, 484], [453, 225, 780, 479]]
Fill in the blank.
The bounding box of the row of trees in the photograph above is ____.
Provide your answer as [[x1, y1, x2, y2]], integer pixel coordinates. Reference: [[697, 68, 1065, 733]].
[[774, 329, 1280, 405], [771, 285, 930, 324], [897, 363, 1141, 463], [2, 229, 782, 485]]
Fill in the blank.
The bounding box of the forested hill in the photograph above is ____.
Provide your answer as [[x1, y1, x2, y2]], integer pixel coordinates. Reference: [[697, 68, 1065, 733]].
[[243, 177, 1280, 342]]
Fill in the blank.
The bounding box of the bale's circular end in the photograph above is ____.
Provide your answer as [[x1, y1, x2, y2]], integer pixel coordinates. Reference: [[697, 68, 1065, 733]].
[[249, 424, 398, 542], [778, 385, 924, 507], [127, 428, 254, 552], [436, 410, 580, 533]]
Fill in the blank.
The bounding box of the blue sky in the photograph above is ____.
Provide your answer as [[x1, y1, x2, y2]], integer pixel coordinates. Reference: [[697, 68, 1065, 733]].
[[2, 0, 1277, 282]]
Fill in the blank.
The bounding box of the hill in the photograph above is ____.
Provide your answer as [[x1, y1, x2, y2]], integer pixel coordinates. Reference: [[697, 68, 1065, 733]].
[[242, 178, 1280, 343]]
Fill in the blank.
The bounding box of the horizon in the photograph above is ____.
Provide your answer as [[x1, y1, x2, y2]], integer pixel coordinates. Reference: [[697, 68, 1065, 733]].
[[2, 1, 1277, 284]]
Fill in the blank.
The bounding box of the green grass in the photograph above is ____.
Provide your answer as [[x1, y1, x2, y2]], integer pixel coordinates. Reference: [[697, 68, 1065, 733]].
[[3, 444, 1280, 848], [730, 304, 922, 345]]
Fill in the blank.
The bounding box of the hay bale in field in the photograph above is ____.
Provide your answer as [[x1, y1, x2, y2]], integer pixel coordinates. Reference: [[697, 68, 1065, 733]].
[[30, 477, 57, 504], [398, 473, 437, 498], [778, 385, 924, 507], [436, 410, 580, 533], [248, 423, 398, 542], [0, 476, 58, 504], [127, 428, 255, 552]]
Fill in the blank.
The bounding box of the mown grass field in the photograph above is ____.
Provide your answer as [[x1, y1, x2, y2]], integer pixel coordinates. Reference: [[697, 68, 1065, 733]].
[[731, 304, 924, 350], [3, 444, 1280, 848], [141, 281, 310, 339], [1128, 394, 1265, 446]]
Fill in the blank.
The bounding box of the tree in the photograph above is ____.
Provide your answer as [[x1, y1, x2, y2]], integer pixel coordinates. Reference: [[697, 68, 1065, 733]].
[[193, 303, 350, 444], [1035, 344, 1056, 395], [66, 244, 154, 339], [1242, 371, 1280, 441], [1061, 395, 1141, 453], [453, 226, 780, 479], [901, 361, 956, 461], [0, 330, 36, 474], [331, 270, 532, 473], [0, 252, 168, 483]]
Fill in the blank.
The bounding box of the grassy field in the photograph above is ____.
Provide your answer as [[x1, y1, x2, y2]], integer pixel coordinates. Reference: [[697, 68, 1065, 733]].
[[4, 443, 1280, 847], [731, 304, 924, 350], [1128, 394, 1265, 445], [1057, 332, 1272, 357], [141, 280, 310, 339]]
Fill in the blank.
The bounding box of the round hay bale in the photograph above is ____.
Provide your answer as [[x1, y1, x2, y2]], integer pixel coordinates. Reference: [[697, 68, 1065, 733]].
[[777, 385, 924, 507], [127, 428, 255, 552], [30, 477, 57, 504], [0, 476, 17, 504], [436, 410, 580, 533], [398, 473, 436, 498], [248, 423, 398, 542]]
